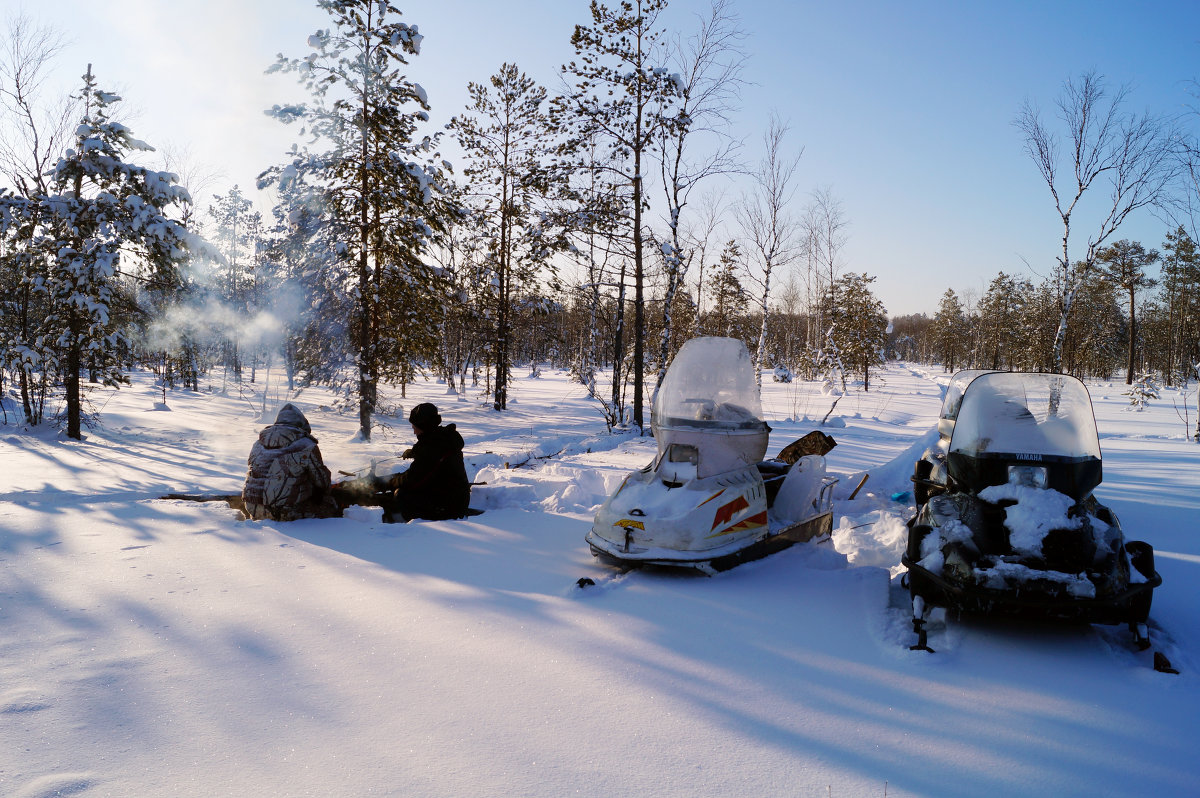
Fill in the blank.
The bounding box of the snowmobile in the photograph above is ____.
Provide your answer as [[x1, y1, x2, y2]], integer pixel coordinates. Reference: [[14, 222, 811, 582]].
[[902, 371, 1162, 652], [586, 337, 837, 574]]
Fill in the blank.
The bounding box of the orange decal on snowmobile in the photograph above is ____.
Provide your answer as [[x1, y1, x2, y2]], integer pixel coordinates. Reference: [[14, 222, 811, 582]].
[[615, 519, 645, 531], [710, 495, 750, 531], [697, 490, 726, 507], [708, 510, 768, 539]]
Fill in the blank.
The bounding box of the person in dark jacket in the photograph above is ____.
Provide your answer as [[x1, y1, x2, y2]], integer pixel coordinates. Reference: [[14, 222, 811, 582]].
[[389, 402, 470, 522], [242, 403, 340, 521]]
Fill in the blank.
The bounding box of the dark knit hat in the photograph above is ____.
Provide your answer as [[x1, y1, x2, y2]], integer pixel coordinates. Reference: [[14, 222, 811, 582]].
[[409, 402, 441, 429]]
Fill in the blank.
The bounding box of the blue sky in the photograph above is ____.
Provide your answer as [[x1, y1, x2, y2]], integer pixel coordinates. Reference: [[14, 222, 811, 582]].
[[43, 0, 1200, 316]]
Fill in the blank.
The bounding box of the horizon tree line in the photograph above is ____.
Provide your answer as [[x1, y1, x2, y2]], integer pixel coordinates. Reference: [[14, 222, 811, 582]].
[[3, 3, 1200, 441]]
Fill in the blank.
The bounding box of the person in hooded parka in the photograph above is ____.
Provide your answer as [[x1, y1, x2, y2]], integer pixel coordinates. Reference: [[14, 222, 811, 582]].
[[387, 402, 470, 522], [242, 403, 340, 521]]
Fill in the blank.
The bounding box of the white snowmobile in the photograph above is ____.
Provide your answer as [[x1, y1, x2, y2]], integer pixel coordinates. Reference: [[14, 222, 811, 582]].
[[586, 337, 837, 574], [902, 371, 1163, 657]]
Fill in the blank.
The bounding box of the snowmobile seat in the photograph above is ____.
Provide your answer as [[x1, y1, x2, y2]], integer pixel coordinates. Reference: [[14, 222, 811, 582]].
[[756, 460, 790, 505]]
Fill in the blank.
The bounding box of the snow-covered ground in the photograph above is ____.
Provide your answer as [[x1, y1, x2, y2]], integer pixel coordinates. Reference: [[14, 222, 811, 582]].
[[2, 363, 1198, 797]]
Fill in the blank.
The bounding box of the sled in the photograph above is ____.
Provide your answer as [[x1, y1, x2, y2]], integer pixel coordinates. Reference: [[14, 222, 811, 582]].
[[159, 492, 245, 512], [159, 468, 483, 522], [586, 337, 837, 574]]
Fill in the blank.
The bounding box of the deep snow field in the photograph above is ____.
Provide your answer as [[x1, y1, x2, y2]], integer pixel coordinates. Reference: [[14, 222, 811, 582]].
[[2, 362, 1199, 797]]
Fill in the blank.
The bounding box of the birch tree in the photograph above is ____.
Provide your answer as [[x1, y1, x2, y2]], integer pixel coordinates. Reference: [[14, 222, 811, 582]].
[[738, 114, 800, 386], [0, 13, 75, 425], [653, 0, 745, 391], [801, 186, 848, 350], [1015, 70, 1176, 373]]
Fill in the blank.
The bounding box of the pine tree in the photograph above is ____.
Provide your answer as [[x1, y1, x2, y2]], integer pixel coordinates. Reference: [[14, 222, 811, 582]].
[[976, 272, 1032, 371], [452, 63, 560, 411], [1096, 239, 1158, 384], [259, 175, 344, 392], [1160, 226, 1200, 386], [265, 0, 452, 441], [557, 130, 631, 427], [1123, 372, 1160, 410], [554, 0, 681, 431], [931, 289, 967, 372], [206, 185, 260, 383], [706, 239, 747, 339], [825, 272, 887, 391]]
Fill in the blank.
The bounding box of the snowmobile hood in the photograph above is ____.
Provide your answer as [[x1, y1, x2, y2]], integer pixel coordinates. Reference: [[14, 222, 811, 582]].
[[651, 337, 768, 476], [946, 372, 1102, 500]]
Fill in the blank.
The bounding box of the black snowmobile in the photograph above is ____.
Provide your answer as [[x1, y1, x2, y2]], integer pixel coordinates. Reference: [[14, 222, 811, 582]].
[[903, 371, 1162, 654]]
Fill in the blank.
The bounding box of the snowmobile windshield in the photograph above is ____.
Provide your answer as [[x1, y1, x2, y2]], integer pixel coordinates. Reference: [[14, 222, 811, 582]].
[[948, 373, 1100, 461], [940, 370, 995, 421], [652, 337, 765, 433]]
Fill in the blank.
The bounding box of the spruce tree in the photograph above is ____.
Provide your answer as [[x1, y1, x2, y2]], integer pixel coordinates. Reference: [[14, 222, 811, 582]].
[[39, 67, 190, 438], [265, 0, 451, 441]]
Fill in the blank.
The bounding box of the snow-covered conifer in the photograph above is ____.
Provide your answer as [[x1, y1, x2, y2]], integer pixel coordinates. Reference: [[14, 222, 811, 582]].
[[37, 67, 191, 438], [1123, 372, 1160, 411], [264, 0, 452, 441]]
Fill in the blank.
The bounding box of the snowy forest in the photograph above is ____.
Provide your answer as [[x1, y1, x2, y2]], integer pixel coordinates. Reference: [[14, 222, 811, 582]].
[[3, 0, 1200, 441]]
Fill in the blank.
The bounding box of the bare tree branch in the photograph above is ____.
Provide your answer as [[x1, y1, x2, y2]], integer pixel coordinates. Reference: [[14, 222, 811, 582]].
[[1015, 70, 1177, 372]]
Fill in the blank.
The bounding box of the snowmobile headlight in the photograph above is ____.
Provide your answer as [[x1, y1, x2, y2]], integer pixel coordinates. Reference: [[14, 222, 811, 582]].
[[1007, 465, 1048, 489]]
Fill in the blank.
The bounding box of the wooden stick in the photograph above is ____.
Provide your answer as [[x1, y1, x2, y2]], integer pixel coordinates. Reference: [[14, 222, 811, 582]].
[[848, 473, 869, 500]]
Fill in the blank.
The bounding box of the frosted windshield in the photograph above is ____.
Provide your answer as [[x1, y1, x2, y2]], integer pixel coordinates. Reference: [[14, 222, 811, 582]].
[[652, 337, 765, 432], [948, 373, 1100, 460], [940, 370, 994, 421]]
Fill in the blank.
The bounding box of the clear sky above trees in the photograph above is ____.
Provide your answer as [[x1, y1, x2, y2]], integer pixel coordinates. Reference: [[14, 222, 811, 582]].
[[42, 0, 1200, 316]]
